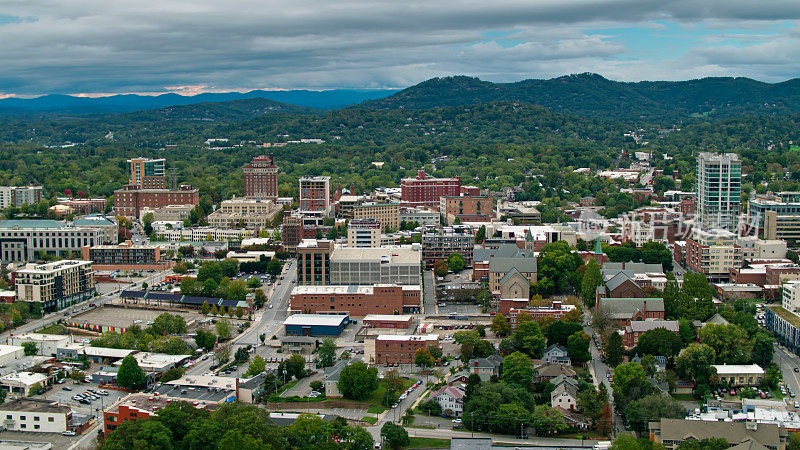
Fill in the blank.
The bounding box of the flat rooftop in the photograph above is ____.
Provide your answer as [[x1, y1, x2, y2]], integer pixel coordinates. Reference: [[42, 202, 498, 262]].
[[376, 334, 438, 341], [283, 314, 349, 327], [0, 398, 70, 414], [331, 245, 420, 264], [363, 314, 413, 322]]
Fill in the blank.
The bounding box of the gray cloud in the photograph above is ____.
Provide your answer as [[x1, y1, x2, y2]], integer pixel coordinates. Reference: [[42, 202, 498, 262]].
[[0, 0, 799, 95]]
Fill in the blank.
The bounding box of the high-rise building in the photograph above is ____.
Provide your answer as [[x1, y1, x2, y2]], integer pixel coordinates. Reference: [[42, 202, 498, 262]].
[[243, 154, 278, 199], [696, 152, 741, 232], [14, 260, 94, 312], [0, 186, 43, 210], [347, 219, 381, 248], [299, 176, 331, 216], [400, 170, 461, 208], [128, 158, 166, 189]]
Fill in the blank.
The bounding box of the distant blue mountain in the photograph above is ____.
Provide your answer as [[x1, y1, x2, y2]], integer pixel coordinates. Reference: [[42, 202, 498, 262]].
[[0, 89, 398, 115]]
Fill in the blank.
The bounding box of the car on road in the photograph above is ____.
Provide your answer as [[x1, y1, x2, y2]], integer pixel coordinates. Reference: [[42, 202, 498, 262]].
[[63, 386, 72, 391], [62, 430, 76, 436]]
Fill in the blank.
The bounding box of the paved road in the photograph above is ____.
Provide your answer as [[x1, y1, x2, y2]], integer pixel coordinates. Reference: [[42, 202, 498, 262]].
[[423, 271, 436, 315], [774, 343, 800, 402], [583, 309, 625, 436], [366, 376, 426, 441]]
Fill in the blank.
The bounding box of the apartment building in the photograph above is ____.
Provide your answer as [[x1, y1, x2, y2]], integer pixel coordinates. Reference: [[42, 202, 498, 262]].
[[82, 242, 163, 270], [243, 154, 278, 199], [399, 207, 441, 227], [352, 202, 400, 231], [297, 240, 422, 286], [0, 185, 43, 210], [440, 194, 493, 225], [297, 239, 334, 286], [422, 230, 473, 268], [696, 152, 741, 232], [290, 284, 421, 316], [0, 220, 103, 263], [207, 197, 282, 229], [114, 184, 199, 218], [684, 228, 743, 280], [337, 195, 366, 219], [347, 219, 381, 248], [139, 204, 193, 222], [14, 260, 94, 312], [372, 334, 439, 365], [401, 170, 461, 208], [299, 176, 331, 216], [128, 157, 166, 189]]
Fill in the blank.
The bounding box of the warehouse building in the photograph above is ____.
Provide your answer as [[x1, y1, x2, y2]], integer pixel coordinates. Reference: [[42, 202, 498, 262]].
[[283, 314, 349, 337]]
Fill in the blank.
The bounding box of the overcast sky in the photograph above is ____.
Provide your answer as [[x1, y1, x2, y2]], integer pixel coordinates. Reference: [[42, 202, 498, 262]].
[[2, 0, 800, 97]]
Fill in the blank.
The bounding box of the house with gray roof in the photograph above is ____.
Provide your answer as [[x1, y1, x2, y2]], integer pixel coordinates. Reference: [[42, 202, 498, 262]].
[[649, 418, 784, 450], [624, 319, 680, 348], [467, 354, 502, 381], [324, 357, 362, 398], [551, 383, 578, 410], [543, 344, 570, 365]]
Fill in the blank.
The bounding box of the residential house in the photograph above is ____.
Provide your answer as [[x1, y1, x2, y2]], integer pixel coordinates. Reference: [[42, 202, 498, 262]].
[[533, 363, 576, 383], [712, 364, 765, 387], [623, 320, 680, 349], [542, 345, 570, 365], [466, 355, 503, 381], [551, 383, 578, 410], [595, 297, 665, 328], [431, 385, 466, 417]]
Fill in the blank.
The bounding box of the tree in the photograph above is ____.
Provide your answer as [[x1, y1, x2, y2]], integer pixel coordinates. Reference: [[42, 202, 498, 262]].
[[751, 331, 775, 367], [201, 301, 210, 315], [246, 355, 266, 377], [448, 253, 465, 273], [546, 320, 583, 347], [253, 290, 267, 309], [612, 362, 655, 414], [419, 398, 443, 416], [414, 348, 434, 369], [635, 327, 683, 358], [530, 404, 567, 436], [142, 212, 155, 236], [381, 422, 409, 450], [567, 331, 591, 364], [266, 258, 282, 276], [623, 393, 684, 432], [428, 344, 443, 361], [235, 347, 251, 362], [338, 362, 379, 400], [464, 373, 482, 404], [285, 354, 305, 379], [102, 417, 174, 450], [604, 331, 624, 367], [150, 313, 187, 336], [214, 344, 231, 366], [675, 343, 716, 387], [215, 319, 232, 341], [434, 260, 449, 277], [581, 258, 602, 307], [117, 355, 146, 390], [788, 432, 800, 450], [195, 329, 216, 351], [476, 225, 486, 243], [21, 342, 37, 356], [577, 383, 609, 430], [678, 319, 696, 343], [490, 313, 511, 337], [700, 323, 752, 364], [473, 339, 495, 358], [532, 241, 584, 296], [318, 338, 337, 368], [510, 321, 546, 359], [160, 367, 185, 383], [501, 351, 533, 388], [640, 354, 658, 377]]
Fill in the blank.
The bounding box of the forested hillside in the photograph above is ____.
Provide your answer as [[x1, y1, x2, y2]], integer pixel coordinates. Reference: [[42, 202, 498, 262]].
[[361, 73, 800, 123]]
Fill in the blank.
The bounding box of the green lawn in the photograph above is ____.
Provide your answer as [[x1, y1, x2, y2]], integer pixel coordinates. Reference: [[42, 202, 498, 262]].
[[361, 416, 378, 424], [791, 145, 800, 152], [37, 324, 68, 334], [670, 394, 696, 401], [407, 437, 450, 449], [366, 378, 415, 407], [366, 405, 386, 414]]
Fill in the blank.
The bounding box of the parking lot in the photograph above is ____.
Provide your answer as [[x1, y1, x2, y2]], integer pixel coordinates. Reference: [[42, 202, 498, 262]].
[[70, 306, 203, 330], [43, 379, 126, 416]]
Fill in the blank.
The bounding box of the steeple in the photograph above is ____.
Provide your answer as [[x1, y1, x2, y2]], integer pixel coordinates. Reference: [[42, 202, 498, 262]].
[[594, 238, 603, 255]]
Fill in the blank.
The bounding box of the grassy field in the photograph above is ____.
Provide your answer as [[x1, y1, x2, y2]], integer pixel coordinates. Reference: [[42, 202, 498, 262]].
[[366, 378, 415, 407], [366, 405, 386, 414], [670, 394, 696, 401], [361, 416, 378, 424], [407, 437, 450, 449], [791, 145, 800, 151], [38, 324, 68, 334]]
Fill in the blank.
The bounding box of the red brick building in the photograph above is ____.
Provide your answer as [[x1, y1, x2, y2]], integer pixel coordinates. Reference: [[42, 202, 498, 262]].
[[765, 264, 800, 285], [290, 284, 421, 316], [243, 154, 278, 199], [504, 301, 577, 326], [363, 314, 413, 329], [104, 394, 178, 435], [373, 334, 439, 365], [401, 170, 460, 208], [113, 184, 199, 218], [440, 195, 494, 224], [299, 176, 331, 216]]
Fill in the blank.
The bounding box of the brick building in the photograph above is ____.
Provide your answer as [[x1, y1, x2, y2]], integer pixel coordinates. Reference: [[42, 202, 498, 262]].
[[401, 170, 460, 208], [440, 195, 493, 225], [352, 203, 400, 231], [113, 184, 199, 218], [82, 241, 166, 270], [422, 231, 474, 268], [289, 284, 421, 316], [684, 228, 742, 281], [595, 297, 665, 328], [363, 314, 413, 329], [373, 335, 439, 365], [299, 176, 331, 216], [243, 154, 278, 199]]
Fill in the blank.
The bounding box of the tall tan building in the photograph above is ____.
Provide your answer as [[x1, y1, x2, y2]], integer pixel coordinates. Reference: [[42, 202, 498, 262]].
[[352, 203, 400, 231], [14, 260, 94, 312]]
